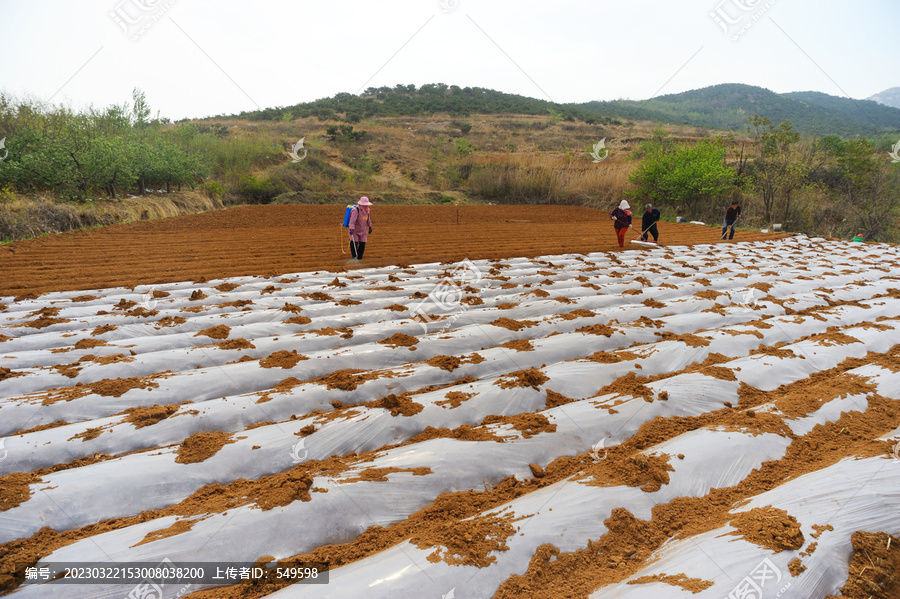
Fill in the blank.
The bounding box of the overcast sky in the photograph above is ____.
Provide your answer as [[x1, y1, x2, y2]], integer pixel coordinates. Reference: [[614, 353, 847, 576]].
[[0, 0, 896, 121]]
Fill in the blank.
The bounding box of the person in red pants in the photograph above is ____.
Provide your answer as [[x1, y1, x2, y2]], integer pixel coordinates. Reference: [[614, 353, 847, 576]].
[[348, 197, 373, 259], [610, 200, 632, 248]]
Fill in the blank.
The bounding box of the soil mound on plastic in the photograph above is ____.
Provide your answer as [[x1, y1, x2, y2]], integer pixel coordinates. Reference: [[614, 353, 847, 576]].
[[500, 339, 535, 352], [489, 317, 538, 331], [124, 404, 180, 428], [596, 372, 659, 402], [411, 508, 522, 567], [367, 394, 425, 417], [0, 472, 39, 512], [310, 327, 354, 338], [576, 324, 616, 336], [174, 431, 235, 464], [426, 355, 462, 371], [436, 391, 477, 409], [627, 573, 714, 593], [259, 350, 307, 369], [195, 325, 231, 340], [495, 368, 549, 390], [482, 413, 557, 439], [378, 333, 418, 347], [312, 369, 383, 391], [215, 338, 255, 350], [655, 332, 711, 347], [827, 531, 900, 599], [728, 506, 805, 552], [0, 367, 24, 381]]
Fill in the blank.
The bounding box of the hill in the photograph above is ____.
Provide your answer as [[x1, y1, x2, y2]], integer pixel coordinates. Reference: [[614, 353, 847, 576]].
[[591, 84, 900, 137], [868, 86, 900, 109], [229, 83, 900, 137]]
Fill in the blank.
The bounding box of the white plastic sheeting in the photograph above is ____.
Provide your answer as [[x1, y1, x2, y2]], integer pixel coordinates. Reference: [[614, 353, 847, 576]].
[[593, 456, 900, 599], [3, 236, 900, 598]]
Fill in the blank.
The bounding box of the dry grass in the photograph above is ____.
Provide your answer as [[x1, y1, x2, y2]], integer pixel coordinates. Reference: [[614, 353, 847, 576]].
[[0, 191, 222, 243], [465, 152, 635, 208]]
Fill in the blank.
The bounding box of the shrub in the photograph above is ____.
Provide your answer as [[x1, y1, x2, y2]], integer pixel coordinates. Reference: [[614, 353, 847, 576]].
[[454, 138, 477, 156], [452, 121, 472, 134], [235, 174, 288, 204], [202, 180, 225, 200], [326, 125, 366, 142]]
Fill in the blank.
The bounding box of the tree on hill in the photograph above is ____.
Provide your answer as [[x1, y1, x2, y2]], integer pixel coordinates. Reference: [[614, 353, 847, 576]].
[[746, 116, 825, 226], [827, 137, 900, 241]]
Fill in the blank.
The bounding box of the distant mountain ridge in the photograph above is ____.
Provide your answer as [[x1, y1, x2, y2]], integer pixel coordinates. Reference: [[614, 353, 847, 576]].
[[867, 87, 900, 110], [229, 83, 900, 137], [578, 84, 900, 137]]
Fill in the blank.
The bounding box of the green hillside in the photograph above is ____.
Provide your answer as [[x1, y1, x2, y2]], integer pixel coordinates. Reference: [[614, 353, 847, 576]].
[[228, 83, 900, 137], [580, 84, 900, 137]]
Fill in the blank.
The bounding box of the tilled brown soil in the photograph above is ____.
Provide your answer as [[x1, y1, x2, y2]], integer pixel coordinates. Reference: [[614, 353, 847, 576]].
[[0, 205, 785, 297]]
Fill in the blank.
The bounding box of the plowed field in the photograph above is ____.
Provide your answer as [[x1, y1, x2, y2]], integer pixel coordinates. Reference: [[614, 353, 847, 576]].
[[0, 205, 784, 297], [3, 206, 898, 599]]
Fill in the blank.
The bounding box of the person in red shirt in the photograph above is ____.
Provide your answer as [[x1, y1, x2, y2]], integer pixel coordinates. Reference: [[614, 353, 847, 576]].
[[722, 200, 741, 240], [610, 200, 632, 248]]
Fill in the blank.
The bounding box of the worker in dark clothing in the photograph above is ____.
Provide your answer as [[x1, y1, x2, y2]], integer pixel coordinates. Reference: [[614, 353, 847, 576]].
[[641, 204, 661, 243], [722, 200, 741, 240]]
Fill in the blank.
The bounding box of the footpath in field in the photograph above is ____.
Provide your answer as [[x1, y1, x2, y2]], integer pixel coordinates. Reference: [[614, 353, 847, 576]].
[[0, 204, 785, 297], [0, 234, 898, 599]]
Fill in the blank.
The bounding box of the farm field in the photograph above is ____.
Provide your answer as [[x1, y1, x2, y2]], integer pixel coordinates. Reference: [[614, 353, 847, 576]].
[[0, 206, 898, 599], [0, 205, 785, 298]]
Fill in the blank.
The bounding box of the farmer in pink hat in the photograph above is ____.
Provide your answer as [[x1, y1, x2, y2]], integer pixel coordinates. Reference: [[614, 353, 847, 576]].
[[348, 196, 373, 259]]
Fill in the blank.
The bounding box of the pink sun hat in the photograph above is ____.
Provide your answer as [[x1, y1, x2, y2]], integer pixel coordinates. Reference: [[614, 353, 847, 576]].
[[358, 197, 372, 206]]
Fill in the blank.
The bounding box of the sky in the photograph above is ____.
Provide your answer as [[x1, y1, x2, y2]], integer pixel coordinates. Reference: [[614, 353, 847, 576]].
[[0, 0, 896, 121]]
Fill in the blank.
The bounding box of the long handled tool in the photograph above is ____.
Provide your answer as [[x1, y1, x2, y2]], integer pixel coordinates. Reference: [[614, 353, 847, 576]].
[[721, 215, 741, 240], [340, 226, 347, 255], [630, 222, 659, 247]]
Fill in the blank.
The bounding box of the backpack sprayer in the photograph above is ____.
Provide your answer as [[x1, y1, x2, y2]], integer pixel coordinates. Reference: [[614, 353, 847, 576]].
[[340, 204, 356, 255]]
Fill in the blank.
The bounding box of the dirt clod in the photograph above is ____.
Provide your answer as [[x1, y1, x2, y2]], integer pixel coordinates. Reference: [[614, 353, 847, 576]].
[[175, 431, 235, 464]]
